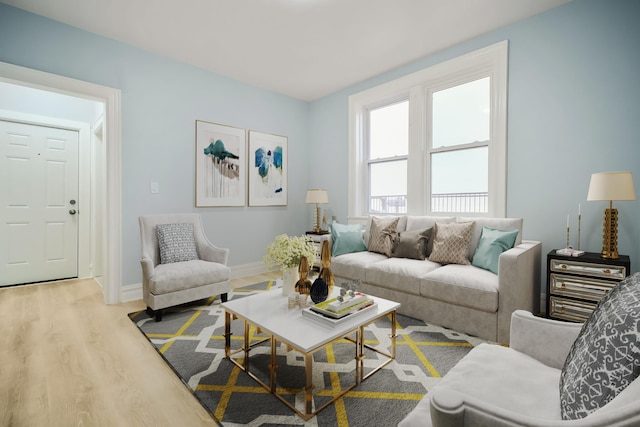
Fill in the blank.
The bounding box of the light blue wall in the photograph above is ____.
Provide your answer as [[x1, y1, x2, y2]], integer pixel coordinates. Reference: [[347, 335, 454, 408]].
[[309, 0, 640, 282], [2, 0, 640, 296], [0, 4, 311, 286]]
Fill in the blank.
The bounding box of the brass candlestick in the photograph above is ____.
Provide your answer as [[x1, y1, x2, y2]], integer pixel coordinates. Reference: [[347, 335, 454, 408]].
[[577, 214, 581, 251]]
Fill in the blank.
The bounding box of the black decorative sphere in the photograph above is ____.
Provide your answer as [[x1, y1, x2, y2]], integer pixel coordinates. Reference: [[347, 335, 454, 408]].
[[310, 277, 329, 304]]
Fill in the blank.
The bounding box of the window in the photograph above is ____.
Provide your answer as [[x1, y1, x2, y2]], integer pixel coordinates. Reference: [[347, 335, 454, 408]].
[[367, 100, 408, 214], [349, 41, 508, 219], [430, 77, 490, 213]]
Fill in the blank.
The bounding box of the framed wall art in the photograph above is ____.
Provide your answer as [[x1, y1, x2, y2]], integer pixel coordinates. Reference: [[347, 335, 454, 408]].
[[195, 120, 246, 207], [248, 130, 288, 206]]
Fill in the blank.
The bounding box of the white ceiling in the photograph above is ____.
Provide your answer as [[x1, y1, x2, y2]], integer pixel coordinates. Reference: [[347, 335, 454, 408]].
[[2, 0, 569, 101]]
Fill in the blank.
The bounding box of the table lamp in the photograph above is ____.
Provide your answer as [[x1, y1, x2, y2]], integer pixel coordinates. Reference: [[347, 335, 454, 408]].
[[306, 189, 328, 233], [586, 171, 636, 259]]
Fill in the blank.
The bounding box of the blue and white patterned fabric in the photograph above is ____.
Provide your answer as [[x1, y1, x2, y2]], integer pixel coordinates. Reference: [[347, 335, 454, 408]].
[[156, 223, 198, 264], [560, 272, 640, 420]]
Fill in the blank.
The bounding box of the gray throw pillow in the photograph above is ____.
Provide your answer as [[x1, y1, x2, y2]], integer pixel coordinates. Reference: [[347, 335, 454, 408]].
[[391, 227, 432, 260], [559, 272, 640, 420], [156, 223, 198, 264]]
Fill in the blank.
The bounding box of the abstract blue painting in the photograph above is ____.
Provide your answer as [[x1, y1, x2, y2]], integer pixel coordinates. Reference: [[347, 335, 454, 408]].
[[249, 130, 287, 206], [196, 121, 246, 207]]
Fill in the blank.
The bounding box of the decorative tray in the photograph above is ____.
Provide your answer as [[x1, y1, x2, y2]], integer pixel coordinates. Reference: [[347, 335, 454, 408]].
[[310, 293, 373, 319], [302, 302, 377, 327]]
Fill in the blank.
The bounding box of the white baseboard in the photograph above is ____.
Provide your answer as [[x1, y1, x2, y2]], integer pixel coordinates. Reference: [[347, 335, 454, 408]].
[[121, 283, 143, 303], [230, 261, 268, 279], [119, 262, 269, 303]]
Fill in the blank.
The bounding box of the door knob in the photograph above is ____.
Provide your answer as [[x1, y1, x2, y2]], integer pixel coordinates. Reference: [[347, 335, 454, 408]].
[[69, 209, 77, 215]]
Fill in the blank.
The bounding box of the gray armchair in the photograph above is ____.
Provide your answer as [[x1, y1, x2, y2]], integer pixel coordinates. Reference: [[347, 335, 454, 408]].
[[400, 305, 640, 426], [139, 213, 231, 321]]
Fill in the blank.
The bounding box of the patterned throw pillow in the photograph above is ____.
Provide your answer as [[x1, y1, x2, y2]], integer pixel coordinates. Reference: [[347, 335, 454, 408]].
[[156, 223, 198, 264], [559, 272, 640, 420], [428, 221, 475, 265], [368, 216, 400, 257]]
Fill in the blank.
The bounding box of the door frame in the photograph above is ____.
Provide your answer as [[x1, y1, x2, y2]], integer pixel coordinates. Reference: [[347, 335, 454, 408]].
[[0, 61, 122, 304]]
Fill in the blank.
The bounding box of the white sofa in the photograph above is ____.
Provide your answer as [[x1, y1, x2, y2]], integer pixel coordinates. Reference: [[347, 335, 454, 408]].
[[331, 216, 541, 344]]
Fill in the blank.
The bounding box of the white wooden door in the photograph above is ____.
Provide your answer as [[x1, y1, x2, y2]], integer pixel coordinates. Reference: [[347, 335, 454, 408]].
[[0, 120, 79, 286]]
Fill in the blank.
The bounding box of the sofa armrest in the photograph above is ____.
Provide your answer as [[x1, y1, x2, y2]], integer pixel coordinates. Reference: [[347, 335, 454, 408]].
[[140, 257, 154, 304], [510, 310, 582, 369], [496, 240, 541, 345], [428, 376, 640, 427], [429, 388, 556, 427], [140, 257, 154, 277], [198, 242, 230, 265]]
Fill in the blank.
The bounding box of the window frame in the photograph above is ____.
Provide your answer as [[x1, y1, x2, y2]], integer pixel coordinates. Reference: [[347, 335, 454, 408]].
[[348, 41, 508, 221], [365, 98, 409, 214]]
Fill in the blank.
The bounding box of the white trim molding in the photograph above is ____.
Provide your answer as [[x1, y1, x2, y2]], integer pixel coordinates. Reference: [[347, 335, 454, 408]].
[[0, 61, 123, 304], [348, 41, 509, 218]]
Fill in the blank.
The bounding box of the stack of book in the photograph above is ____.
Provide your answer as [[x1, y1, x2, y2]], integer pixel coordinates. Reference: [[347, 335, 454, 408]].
[[302, 292, 376, 326]]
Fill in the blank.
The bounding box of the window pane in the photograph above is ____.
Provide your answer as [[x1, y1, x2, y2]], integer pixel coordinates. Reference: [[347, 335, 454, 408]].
[[369, 101, 408, 159], [369, 160, 407, 214], [432, 77, 490, 148], [431, 147, 488, 213]]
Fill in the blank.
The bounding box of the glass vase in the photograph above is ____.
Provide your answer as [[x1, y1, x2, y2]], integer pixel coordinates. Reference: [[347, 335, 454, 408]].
[[282, 266, 298, 296]]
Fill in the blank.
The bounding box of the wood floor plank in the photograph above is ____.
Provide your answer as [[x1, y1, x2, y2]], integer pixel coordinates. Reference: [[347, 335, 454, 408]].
[[0, 278, 220, 427]]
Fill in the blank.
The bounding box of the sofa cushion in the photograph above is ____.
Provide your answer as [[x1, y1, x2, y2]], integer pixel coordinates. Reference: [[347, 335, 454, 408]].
[[331, 251, 388, 283], [472, 226, 519, 274], [421, 264, 499, 312], [365, 257, 440, 296], [391, 227, 432, 260], [458, 217, 523, 260], [428, 221, 475, 265], [368, 216, 400, 256], [405, 215, 456, 231], [150, 259, 230, 295], [329, 223, 367, 257], [156, 223, 198, 264], [560, 272, 640, 420]]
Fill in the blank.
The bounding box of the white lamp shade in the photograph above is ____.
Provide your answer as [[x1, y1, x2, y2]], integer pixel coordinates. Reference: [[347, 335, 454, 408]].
[[587, 171, 636, 201], [306, 189, 328, 204]]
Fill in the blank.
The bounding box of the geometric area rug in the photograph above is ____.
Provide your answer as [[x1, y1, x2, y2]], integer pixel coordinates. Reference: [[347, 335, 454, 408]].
[[128, 280, 487, 427]]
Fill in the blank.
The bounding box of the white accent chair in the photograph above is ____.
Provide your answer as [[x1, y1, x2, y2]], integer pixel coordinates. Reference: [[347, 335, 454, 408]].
[[139, 213, 231, 321], [399, 310, 640, 426]]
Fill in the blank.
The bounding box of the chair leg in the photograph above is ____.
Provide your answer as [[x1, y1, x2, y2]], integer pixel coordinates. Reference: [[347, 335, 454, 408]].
[[221, 292, 228, 303], [146, 307, 163, 322]]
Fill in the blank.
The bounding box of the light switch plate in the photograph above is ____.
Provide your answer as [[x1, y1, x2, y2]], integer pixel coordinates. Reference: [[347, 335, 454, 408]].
[[150, 182, 159, 193]]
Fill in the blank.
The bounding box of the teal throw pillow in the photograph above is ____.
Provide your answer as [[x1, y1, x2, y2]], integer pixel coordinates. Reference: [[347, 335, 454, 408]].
[[330, 223, 367, 257], [471, 226, 519, 274]]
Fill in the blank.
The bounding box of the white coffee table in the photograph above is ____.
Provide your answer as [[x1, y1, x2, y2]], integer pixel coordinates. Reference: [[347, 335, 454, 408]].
[[221, 287, 400, 420]]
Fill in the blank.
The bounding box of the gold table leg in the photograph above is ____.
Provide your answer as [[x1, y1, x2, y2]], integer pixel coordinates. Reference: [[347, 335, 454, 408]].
[[270, 336, 277, 393], [305, 353, 313, 415], [224, 311, 232, 357], [222, 309, 398, 421]]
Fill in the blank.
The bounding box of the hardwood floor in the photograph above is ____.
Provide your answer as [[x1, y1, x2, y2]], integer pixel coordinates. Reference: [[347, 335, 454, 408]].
[[0, 272, 279, 427]]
